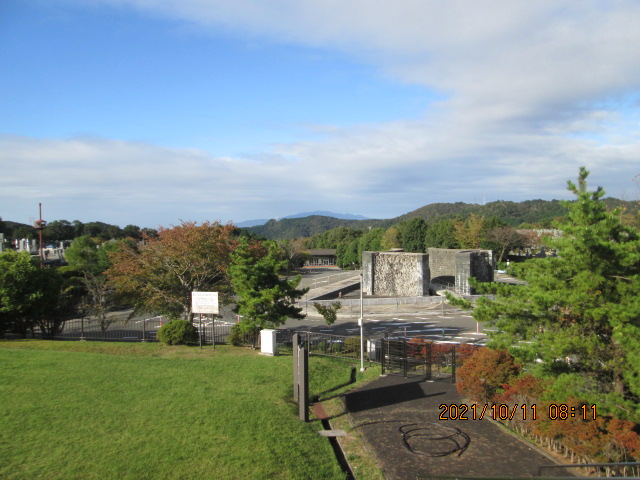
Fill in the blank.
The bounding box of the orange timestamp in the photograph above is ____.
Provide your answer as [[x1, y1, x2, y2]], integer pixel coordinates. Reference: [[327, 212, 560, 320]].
[[439, 403, 597, 421]]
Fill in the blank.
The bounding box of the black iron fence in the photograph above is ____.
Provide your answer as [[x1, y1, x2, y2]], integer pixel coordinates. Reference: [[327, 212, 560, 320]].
[[32, 318, 476, 370], [52, 317, 249, 345], [379, 336, 482, 382]]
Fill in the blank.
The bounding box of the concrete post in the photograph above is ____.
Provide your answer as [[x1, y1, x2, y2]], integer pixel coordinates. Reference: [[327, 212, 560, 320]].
[[297, 344, 309, 422]]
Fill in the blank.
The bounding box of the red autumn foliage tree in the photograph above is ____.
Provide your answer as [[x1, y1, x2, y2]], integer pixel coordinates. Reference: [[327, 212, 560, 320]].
[[107, 221, 239, 320], [493, 376, 640, 464], [456, 347, 520, 402]]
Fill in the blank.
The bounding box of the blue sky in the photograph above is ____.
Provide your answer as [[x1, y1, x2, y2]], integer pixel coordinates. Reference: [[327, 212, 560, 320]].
[[1, 0, 639, 228]]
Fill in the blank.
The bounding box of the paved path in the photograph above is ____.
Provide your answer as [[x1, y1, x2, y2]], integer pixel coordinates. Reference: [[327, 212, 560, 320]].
[[343, 375, 571, 479]]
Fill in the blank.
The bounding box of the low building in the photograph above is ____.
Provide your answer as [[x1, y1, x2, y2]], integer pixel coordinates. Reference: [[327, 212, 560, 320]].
[[304, 249, 337, 267]]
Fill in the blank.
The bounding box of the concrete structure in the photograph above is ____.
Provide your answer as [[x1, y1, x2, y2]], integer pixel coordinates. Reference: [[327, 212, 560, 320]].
[[362, 251, 430, 297], [428, 248, 494, 294], [362, 249, 494, 298]]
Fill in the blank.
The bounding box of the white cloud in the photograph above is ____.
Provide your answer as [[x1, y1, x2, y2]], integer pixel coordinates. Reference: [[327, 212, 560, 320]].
[[5, 1, 640, 226]]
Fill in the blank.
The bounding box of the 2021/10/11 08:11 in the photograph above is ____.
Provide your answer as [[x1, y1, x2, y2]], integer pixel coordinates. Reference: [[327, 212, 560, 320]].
[[438, 404, 598, 421]]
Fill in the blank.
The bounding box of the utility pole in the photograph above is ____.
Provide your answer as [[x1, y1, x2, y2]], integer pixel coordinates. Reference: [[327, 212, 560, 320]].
[[34, 203, 47, 268], [359, 272, 365, 372]]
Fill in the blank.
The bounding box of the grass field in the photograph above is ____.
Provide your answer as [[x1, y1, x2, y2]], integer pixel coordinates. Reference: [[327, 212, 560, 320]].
[[0, 340, 380, 480]]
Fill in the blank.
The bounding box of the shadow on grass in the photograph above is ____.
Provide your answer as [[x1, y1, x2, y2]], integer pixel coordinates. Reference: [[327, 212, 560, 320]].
[[314, 366, 358, 402]]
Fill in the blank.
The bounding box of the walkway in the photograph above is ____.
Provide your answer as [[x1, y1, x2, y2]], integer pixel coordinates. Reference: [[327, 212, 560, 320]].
[[343, 375, 571, 479]]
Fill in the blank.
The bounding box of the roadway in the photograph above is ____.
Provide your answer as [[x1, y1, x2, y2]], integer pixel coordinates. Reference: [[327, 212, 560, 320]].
[[286, 268, 488, 345]]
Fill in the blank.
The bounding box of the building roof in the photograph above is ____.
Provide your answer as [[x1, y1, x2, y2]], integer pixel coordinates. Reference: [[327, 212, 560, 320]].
[[306, 249, 337, 256]]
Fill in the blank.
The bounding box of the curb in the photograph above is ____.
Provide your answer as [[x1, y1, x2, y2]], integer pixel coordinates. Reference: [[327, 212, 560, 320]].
[[314, 401, 359, 480]]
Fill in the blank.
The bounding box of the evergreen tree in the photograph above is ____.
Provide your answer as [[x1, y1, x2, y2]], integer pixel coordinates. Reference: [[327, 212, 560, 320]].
[[230, 238, 308, 332], [474, 168, 640, 420], [399, 217, 427, 252], [424, 219, 458, 249]]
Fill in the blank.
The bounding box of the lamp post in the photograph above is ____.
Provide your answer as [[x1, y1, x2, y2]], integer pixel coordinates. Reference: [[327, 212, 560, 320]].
[[359, 272, 365, 372]]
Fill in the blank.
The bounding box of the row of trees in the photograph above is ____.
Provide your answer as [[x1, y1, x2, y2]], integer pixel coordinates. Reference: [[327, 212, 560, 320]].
[[304, 215, 542, 267], [0, 218, 158, 243], [1, 221, 308, 339], [455, 168, 640, 464]]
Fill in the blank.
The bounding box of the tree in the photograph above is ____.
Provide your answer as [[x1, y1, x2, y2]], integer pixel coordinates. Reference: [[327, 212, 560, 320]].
[[484, 226, 526, 263], [453, 213, 485, 248], [107, 221, 238, 320], [399, 218, 427, 252], [65, 236, 119, 331], [313, 302, 342, 326], [424, 219, 458, 249], [230, 238, 308, 333], [278, 237, 309, 271], [336, 238, 360, 268], [474, 168, 640, 421], [357, 227, 385, 261], [123, 224, 143, 240], [0, 250, 72, 338], [380, 226, 401, 250], [43, 220, 75, 241], [456, 348, 520, 402]]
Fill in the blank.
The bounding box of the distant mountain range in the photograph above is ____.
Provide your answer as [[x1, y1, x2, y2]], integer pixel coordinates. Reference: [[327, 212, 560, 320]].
[[245, 198, 640, 240], [3, 199, 637, 242], [235, 211, 369, 228]]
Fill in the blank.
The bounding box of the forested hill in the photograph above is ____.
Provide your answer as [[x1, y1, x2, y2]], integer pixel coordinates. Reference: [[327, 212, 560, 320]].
[[397, 200, 569, 226], [246, 215, 392, 240], [245, 198, 639, 240]]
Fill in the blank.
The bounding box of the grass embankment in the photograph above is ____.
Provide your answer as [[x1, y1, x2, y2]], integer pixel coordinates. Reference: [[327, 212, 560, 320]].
[[0, 340, 380, 480]]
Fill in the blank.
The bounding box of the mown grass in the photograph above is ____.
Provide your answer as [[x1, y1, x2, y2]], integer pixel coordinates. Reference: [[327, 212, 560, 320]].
[[0, 340, 377, 480]]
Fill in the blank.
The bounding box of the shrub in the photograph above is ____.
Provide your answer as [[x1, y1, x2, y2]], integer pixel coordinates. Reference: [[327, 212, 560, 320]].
[[456, 348, 520, 402], [344, 337, 360, 357], [226, 323, 260, 347], [157, 320, 199, 346]]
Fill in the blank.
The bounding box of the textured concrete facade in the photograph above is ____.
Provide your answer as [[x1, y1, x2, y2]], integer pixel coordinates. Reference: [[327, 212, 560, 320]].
[[362, 249, 494, 297], [428, 248, 494, 294], [362, 252, 430, 297]]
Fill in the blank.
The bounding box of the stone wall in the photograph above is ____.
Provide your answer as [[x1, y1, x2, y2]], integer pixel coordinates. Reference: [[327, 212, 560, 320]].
[[363, 249, 494, 297], [362, 252, 430, 297], [428, 248, 460, 284]]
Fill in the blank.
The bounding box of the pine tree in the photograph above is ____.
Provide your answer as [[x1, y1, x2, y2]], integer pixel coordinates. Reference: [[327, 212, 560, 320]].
[[230, 238, 308, 332], [474, 167, 640, 420]]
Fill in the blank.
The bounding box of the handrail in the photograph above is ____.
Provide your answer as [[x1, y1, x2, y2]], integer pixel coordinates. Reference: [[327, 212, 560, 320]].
[[538, 461, 640, 477]]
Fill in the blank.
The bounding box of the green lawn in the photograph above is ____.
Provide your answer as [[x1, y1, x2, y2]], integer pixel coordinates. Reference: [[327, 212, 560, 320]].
[[0, 340, 377, 480]]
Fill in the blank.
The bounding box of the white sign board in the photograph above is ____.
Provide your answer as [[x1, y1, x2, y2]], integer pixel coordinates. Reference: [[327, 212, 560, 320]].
[[191, 291, 219, 314]]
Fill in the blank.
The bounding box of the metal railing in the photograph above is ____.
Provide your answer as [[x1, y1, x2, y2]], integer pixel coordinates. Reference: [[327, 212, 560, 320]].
[[538, 461, 640, 477], [52, 317, 244, 345]]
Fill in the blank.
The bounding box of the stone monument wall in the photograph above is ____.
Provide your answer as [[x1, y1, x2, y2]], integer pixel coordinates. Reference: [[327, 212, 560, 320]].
[[362, 252, 430, 297]]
